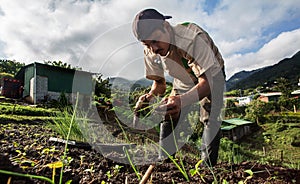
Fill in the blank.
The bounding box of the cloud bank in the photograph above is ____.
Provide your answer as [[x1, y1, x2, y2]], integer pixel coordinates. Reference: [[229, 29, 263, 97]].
[[0, 0, 299, 80]]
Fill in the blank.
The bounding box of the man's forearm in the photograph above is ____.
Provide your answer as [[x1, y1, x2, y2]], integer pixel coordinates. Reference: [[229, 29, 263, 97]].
[[149, 78, 166, 97], [179, 74, 211, 107]]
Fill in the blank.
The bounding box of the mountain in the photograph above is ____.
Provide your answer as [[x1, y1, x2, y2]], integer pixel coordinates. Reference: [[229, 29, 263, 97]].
[[109, 75, 174, 91], [109, 77, 153, 91], [226, 50, 300, 91], [226, 69, 263, 90]]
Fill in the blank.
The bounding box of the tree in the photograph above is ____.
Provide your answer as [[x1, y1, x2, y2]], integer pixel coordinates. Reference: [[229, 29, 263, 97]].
[[274, 77, 292, 99], [44, 60, 82, 70], [0, 60, 25, 75], [245, 99, 272, 124], [94, 74, 111, 98], [224, 89, 241, 97]]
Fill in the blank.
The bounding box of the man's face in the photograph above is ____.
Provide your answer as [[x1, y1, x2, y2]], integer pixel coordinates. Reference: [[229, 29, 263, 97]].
[[142, 26, 171, 56]]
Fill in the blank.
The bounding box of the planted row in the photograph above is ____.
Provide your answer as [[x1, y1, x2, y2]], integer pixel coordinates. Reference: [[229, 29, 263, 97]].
[[0, 102, 56, 116]]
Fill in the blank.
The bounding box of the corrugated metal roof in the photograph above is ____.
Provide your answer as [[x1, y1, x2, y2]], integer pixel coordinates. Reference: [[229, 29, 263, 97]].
[[291, 90, 300, 95], [259, 92, 282, 97], [221, 125, 236, 131], [222, 118, 254, 126]]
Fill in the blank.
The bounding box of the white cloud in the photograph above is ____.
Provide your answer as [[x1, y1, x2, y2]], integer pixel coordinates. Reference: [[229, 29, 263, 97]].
[[225, 29, 300, 79], [0, 0, 299, 81]]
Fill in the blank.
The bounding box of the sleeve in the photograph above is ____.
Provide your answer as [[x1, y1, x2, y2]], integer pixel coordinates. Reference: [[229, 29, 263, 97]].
[[144, 51, 165, 81], [187, 33, 218, 78]]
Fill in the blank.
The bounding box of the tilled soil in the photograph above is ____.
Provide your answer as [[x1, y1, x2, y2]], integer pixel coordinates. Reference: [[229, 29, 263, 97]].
[[0, 121, 300, 184]]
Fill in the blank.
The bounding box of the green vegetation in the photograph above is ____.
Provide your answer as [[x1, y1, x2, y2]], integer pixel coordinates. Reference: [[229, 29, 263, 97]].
[[1, 64, 299, 183], [0, 101, 55, 116], [47, 108, 87, 142], [0, 59, 25, 75]]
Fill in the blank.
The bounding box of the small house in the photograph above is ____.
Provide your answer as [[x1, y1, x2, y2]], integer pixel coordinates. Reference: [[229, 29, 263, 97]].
[[221, 118, 255, 141], [258, 92, 282, 103], [15, 62, 93, 104], [237, 95, 254, 106]]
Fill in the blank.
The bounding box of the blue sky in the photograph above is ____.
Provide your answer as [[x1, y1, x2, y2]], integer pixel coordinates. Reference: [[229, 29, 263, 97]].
[[0, 0, 299, 80], [203, 0, 219, 15]]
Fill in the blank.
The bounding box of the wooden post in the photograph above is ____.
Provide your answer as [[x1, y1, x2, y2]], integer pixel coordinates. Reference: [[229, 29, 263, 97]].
[[139, 164, 155, 184]]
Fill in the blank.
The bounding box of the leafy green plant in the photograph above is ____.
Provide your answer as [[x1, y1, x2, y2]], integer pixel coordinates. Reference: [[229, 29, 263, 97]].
[[47, 107, 87, 142], [106, 164, 123, 179], [219, 138, 252, 165], [189, 160, 206, 182], [146, 137, 190, 182]]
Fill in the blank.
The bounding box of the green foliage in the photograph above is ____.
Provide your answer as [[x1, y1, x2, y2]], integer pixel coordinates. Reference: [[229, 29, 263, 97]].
[[224, 105, 246, 119], [44, 60, 81, 70], [225, 99, 237, 108], [244, 100, 272, 124], [0, 102, 55, 116], [224, 89, 241, 97], [45, 92, 72, 111], [0, 96, 80, 184], [278, 97, 299, 111], [47, 108, 87, 142], [274, 77, 293, 99], [189, 160, 206, 182], [94, 74, 111, 99], [58, 92, 69, 110], [0, 59, 25, 75], [219, 138, 253, 164]]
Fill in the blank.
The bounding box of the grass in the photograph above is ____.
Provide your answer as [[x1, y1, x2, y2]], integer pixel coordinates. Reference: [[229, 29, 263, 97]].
[[219, 121, 300, 169], [46, 107, 87, 142], [0, 114, 53, 122], [0, 101, 55, 116]]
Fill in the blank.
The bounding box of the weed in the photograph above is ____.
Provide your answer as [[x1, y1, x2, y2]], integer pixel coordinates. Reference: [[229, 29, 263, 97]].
[[189, 160, 206, 182], [106, 164, 123, 179], [147, 138, 190, 182], [47, 107, 86, 142]]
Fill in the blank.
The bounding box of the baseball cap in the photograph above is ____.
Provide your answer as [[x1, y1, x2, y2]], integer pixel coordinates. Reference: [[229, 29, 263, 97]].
[[132, 9, 172, 41]]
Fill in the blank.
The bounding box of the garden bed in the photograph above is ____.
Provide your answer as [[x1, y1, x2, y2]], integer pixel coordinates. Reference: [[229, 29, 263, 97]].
[[0, 120, 299, 184]]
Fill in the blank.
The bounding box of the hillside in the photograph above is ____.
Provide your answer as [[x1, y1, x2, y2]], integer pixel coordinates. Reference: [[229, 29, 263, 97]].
[[226, 51, 300, 91]]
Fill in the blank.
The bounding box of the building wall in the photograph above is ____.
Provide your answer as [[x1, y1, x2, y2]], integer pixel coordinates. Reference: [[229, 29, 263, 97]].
[[20, 63, 93, 104], [36, 64, 75, 93], [259, 96, 269, 102]]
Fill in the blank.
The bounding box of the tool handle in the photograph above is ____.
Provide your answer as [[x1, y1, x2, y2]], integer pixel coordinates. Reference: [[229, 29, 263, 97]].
[[139, 164, 155, 184]]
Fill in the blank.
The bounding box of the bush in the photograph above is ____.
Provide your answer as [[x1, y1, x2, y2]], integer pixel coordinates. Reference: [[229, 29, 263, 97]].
[[245, 100, 272, 124]]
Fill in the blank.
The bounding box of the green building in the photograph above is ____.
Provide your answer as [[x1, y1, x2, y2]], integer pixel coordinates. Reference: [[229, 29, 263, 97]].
[[221, 118, 255, 141], [15, 62, 93, 104]]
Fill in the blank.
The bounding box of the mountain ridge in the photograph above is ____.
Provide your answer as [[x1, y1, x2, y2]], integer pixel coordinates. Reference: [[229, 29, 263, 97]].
[[226, 50, 300, 91]]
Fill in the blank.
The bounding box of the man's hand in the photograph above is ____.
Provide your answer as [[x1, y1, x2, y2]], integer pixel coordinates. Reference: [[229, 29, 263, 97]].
[[134, 93, 153, 116], [156, 96, 181, 121]]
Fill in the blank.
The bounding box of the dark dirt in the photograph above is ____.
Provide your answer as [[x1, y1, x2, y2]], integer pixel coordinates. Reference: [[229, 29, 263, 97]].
[[0, 119, 300, 184]]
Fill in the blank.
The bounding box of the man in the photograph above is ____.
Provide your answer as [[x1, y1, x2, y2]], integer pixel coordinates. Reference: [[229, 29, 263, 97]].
[[132, 8, 225, 166]]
